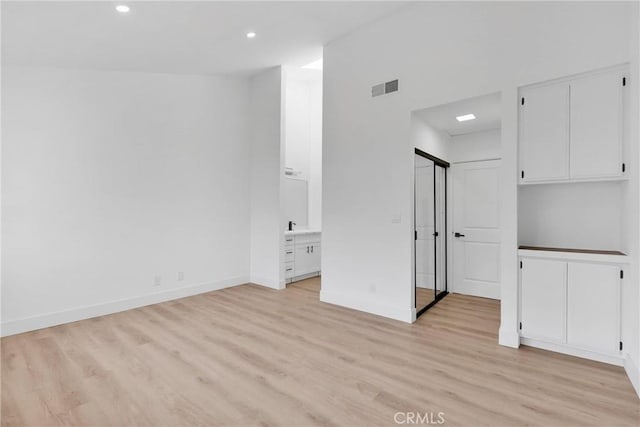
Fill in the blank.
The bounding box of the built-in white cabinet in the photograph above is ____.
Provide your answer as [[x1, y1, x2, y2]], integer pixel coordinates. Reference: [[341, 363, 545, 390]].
[[519, 66, 627, 184], [294, 242, 320, 277], [566, 262, 620, 354], [520, 258, 566, 342], [284, 232, 321, 283], [518, 249, 626, 363], [570, 71, 624, 179], [519, 82, 570, 182]]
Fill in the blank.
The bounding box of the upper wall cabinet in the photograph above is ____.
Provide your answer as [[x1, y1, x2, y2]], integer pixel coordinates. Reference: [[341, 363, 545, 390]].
[[519, 82, 570, 182], [570, 71, 624, 179], [519, 66, 628, 184]]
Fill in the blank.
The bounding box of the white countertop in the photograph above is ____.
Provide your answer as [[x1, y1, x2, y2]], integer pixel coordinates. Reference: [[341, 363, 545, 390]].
[[285, 229, 321, 236]]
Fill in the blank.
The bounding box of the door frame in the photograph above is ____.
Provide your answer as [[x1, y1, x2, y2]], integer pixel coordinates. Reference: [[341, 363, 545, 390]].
[[414, 148, 450, 318]]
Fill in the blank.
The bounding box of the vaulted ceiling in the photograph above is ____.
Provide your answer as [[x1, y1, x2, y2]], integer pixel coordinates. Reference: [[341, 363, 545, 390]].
[[2, 1, 406, 75]]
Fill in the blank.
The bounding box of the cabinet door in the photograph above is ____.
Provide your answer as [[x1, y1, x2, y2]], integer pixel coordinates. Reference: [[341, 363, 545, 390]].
[[308, 244, 321, 272], [519, 82, 570, 182], [570, 70, 624, 179], [567, 262, 620, 353], [520, 258, 566, 342], [294, 244, 312, 276]]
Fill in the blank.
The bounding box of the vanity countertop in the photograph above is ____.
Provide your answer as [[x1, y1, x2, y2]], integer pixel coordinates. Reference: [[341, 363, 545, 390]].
[[285, 229, 321, 236]]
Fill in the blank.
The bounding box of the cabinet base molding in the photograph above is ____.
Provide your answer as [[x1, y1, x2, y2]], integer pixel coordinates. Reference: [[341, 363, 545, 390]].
[[521, 337, 623, 366]]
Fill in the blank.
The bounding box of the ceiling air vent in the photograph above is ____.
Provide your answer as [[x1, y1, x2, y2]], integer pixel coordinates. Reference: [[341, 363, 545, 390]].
[[372, 79, 399, 98]]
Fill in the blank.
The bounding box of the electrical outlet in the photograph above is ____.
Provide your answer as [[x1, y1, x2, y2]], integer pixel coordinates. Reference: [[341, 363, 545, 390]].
[[177, 271, 184, 282], [369, 283, 377, 294], [153, 276, 161, 287]]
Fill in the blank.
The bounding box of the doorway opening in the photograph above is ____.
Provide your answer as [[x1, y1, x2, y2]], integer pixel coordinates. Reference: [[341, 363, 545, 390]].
[[414, 149, 449, 317], [411, 92, 502, 320], [281, 60, 323, 287]]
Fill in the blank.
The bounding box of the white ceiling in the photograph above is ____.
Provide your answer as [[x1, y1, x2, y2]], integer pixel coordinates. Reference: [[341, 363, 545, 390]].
[[2, 1, 406, 76], [415, 92, 502, 136]]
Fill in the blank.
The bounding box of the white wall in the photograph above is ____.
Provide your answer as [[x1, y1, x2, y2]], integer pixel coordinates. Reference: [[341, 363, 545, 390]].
[[2, 65, 252, 335], [450, 129, 501, 163], [308, 70, 323, 230], [411, 114, 451, 161], [518, 182, 624, 251], [249, 67, 285, 289], [321, 1, 635, 352], [625, 0, 640, 396]]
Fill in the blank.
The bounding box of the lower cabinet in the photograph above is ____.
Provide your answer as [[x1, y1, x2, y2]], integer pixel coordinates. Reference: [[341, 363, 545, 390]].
[[284, 233, 321, 283], [520, 258, 566, 342], [519, 254, 623, 360], [567, 263, 620, 353], [294, 242, 320, 277]]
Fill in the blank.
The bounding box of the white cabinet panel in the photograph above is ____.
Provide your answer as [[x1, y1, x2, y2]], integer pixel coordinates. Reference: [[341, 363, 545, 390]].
[[567, 262, 619, 353], [309, 243, 321, 273], [519, 82, 570, 182], [284, 247, 295, 263], [570, 71, 624, 179], [294, 244, 313, 277], [520, 258, 566, 342], [293, 241, 320, 277], [285, 263, 295, 279]]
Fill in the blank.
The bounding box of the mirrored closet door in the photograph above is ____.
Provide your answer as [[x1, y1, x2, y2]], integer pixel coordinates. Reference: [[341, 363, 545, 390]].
[[414, 149, 449, 317]]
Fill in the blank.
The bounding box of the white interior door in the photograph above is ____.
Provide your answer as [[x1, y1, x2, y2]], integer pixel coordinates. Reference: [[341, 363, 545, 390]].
[[452, 160, 501, 299]]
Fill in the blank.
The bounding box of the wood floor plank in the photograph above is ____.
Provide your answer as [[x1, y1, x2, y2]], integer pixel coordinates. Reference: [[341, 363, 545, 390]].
[[2, 277, 639, 426]]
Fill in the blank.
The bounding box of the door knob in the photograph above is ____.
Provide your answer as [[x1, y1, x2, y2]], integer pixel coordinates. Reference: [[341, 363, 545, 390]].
[[454, 232, 465, 238]]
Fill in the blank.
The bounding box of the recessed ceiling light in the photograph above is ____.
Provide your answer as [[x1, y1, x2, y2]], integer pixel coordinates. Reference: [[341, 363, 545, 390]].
[[456, 114, 476, 122], [115, 5, 130, 13], [246, 32, 257, 39], [302, 58, 323, 70]]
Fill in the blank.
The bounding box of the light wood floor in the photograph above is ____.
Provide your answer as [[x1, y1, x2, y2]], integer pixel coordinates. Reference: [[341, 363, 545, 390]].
[[2, 277, 639, 426]]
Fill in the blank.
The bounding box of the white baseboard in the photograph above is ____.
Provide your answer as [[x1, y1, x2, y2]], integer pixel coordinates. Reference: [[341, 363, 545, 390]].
[[320, 289, 413, 323], [521, 337, 624, 366], [250, 275, 285, 290], [453, 283, 500, 300], [1, 275, 249, 337], [499, 327, 521, 348], [624, 354, 640, 398]]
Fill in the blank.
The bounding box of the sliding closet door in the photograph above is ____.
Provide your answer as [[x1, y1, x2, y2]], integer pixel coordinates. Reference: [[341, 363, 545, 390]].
[[415, 149, 449, 317], [415, 155, 436, 311], [434, 165, 447, 298]]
